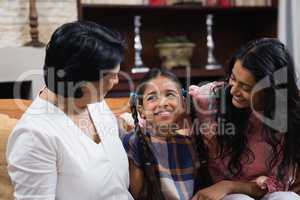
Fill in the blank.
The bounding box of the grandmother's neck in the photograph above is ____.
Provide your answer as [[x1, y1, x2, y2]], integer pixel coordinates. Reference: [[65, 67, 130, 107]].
[[39, 88, 88, 115]]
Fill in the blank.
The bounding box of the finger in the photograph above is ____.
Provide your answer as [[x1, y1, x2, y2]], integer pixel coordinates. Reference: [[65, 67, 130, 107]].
[[189, 85, 200, 93], [188, 88, 200, 97]]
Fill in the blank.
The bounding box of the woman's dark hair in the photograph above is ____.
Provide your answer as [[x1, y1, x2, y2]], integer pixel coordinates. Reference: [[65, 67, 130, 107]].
[[43, 21, 126, 98], [215, 38, 300, 179], [130, 68, 209, 199]]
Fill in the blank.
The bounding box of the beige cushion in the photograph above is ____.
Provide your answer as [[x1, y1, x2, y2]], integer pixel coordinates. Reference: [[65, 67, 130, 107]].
[[0, 99, 32, 119], [105, 97, 130, 116], [0, 114, 18, 200]]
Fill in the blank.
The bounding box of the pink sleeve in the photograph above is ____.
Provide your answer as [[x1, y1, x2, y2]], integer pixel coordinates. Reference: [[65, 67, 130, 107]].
[[263, 176, 285, 193]]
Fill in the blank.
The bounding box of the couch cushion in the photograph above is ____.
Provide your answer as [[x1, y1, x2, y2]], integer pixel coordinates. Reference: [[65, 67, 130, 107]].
[[0, 98, 130, 118], [0, 114, 18, 200], [105, 97, 130, 116], [0, 99, 32, 119]]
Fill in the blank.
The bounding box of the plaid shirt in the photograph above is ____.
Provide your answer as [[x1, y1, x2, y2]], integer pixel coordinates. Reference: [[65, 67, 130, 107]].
[[122, 131, 200, 200]]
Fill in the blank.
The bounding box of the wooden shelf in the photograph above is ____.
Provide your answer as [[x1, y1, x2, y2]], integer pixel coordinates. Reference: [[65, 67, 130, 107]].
[[107, 67, 226, 97], [78, 2, 277, 96], [80, 4, 277, 13], [118, 67, 225, 80]]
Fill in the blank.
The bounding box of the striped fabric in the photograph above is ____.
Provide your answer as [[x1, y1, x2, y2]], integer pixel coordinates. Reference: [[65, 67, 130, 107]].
[[122, 132, 200, 200]]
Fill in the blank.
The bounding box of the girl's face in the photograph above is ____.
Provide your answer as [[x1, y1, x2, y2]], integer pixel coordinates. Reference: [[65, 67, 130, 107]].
[[139, 76, 186, 130], [229, 60, 265, 109]]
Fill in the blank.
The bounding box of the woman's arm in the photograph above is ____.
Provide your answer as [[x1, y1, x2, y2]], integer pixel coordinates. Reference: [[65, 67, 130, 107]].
[[229, 180, 266, 198], [6, 128, 57, 200], [192, 180, 266, 200], [128, 159, 144, 199]]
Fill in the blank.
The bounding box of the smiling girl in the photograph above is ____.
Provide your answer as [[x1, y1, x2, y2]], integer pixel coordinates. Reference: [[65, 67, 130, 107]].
[[121, 68, 208, 200]]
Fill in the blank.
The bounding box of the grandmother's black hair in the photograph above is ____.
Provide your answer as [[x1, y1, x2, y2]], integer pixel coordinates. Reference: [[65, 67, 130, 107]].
[[43, 21, 126, 98]]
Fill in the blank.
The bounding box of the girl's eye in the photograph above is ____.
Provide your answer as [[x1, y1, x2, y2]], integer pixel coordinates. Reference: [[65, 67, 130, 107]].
[[146, 95, 157, 101], [166, 92, 176, 98]]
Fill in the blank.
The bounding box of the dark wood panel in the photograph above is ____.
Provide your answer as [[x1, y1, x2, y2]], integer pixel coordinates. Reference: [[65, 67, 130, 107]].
[[79, 5, 277, 72], [78, 3, 277, 96], [107, 67, 226, 97]]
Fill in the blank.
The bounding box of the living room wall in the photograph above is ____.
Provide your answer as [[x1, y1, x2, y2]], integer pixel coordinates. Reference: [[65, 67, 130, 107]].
[[0, 0, 77, 98]]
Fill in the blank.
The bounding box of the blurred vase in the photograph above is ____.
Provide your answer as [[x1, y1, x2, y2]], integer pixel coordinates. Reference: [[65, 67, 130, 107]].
[[155, 42, 195, 69]]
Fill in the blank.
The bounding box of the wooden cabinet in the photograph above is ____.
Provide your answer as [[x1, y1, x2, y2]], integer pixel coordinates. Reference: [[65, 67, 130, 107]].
[[77, 2, 277, 97]]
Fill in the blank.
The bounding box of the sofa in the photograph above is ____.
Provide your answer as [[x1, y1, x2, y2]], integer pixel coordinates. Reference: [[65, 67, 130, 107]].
[[1, 98, 299, 199], [0, 98, 130, 200]]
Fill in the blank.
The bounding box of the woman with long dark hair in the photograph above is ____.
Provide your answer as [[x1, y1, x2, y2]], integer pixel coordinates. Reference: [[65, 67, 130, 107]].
[[190, 38, 300, 200]]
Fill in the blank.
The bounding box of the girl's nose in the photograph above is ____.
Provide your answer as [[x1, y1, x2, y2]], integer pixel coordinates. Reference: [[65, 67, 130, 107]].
[[158, 96, 169, 107]]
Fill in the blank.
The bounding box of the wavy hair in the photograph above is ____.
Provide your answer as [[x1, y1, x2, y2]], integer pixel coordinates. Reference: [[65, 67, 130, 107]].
[[215, 38, 300, 179]]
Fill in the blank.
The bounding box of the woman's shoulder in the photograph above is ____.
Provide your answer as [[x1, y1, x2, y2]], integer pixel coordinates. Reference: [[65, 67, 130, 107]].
[[8, 98, 67, 148], [6, 116, 59, 161], [9, 115, 60, 148], [15, 109, 66, 138]]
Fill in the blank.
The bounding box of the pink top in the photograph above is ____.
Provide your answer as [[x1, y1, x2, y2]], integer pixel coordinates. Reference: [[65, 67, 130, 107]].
[[192, 81, 296, 192]]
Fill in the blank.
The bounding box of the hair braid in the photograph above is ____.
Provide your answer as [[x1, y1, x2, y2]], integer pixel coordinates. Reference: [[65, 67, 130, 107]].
[[130, 94, 165, 200], [189, 95, 212, 193]]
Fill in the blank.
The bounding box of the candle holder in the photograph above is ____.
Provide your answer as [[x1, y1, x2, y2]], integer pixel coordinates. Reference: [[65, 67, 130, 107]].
[[24, 0, 45, 47], [205, 14, 222, 70], [131, 15, 149, 74]]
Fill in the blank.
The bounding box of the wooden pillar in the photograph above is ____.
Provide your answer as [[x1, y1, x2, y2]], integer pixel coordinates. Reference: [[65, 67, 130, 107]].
[[24, 0, 45, 47]]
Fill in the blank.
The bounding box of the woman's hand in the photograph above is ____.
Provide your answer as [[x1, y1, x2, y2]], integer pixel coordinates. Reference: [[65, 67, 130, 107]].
[[188, 84, 217, 115], [192, 180, 233, 200], [252, 176, 269, 190], [251, 175, 284, 193], [189, 85, 208, 103], [192, 179, 267, 200], [118, 112, 135, 132]]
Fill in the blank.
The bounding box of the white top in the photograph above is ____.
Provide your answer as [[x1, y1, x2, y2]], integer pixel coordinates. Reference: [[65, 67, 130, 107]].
[[6, 97, 133, 200]]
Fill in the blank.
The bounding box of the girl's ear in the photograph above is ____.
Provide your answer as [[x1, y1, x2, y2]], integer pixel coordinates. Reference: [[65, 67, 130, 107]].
[[137, 104, 146, 119]]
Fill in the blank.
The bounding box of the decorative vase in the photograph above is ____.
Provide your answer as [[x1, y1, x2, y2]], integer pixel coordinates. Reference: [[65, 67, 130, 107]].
[[155, 42, 195, 69]]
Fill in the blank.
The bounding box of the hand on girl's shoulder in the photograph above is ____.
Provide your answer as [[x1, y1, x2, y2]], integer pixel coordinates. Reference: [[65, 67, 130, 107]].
[[118, 112, 135, 133], [252, 176, 269, 190], [188, 81, 225, 114], [188, 81, 225, 100], [118, 112, 146, 133]]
